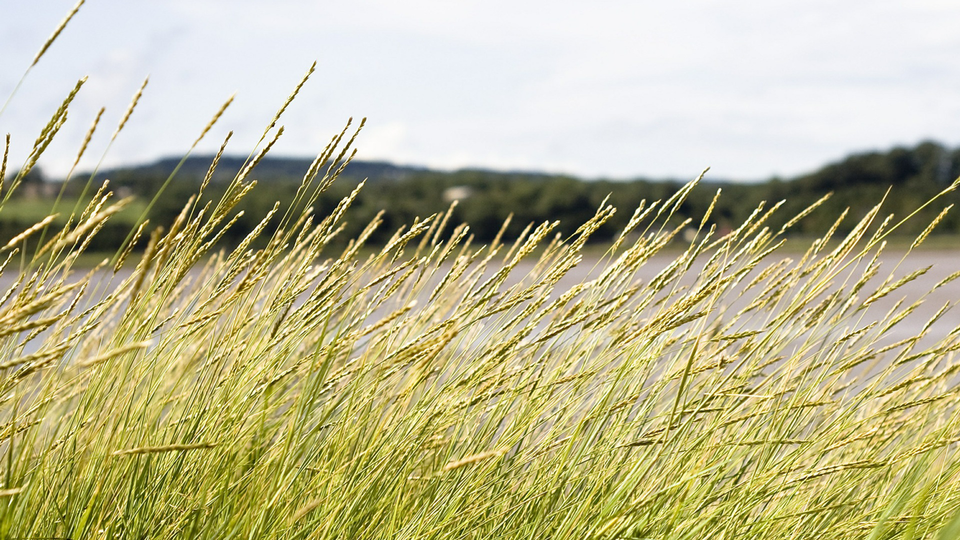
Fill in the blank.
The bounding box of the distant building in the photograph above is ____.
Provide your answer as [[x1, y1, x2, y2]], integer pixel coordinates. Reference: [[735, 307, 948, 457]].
[[442, 186, 474, 203]]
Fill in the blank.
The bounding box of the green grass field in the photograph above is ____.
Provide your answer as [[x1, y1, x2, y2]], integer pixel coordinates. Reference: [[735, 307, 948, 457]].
[[0, 196, 146, 225], [2, 3, 960, 539]]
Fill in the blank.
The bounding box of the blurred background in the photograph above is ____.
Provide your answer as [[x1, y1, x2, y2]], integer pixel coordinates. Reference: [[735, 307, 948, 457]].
[[1, 1, 959, 249]]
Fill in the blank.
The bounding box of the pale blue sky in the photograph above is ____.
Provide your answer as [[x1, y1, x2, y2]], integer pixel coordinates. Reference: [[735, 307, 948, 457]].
[[2, 0, 960, 181]]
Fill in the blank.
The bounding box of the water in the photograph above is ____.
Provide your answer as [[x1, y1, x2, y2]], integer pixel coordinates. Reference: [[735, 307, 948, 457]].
[[1, 249, 957, 358], [515, 249, 960, 349]]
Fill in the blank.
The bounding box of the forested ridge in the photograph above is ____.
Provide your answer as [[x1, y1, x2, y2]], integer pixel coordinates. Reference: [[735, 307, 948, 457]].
[[8, 140, 959, 251]]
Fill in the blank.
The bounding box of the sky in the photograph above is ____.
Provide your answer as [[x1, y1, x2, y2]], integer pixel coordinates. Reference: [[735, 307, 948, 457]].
[[2, 1, 960, 182]]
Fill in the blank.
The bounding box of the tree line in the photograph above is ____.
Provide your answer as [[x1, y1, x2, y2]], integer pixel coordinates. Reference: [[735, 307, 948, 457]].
[[5, 140, 959, 253]]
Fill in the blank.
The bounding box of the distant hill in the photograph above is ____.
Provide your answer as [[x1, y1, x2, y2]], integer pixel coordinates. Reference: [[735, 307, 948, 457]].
[[87, 140, 959, 189], [91, 156, 431, 184], [41, 140, 960, 249], [743, 140, 960, 235]]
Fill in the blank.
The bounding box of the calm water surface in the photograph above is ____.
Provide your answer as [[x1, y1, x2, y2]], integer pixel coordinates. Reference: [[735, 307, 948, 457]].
[[3, 249, 957, 352]]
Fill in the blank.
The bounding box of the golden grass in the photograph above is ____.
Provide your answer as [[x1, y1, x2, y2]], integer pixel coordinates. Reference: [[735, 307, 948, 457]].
[[1, 4, 960, 539]]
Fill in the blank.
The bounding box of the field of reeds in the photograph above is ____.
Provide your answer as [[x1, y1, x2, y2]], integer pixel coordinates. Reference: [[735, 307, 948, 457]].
[[2, 4, 960, 538]]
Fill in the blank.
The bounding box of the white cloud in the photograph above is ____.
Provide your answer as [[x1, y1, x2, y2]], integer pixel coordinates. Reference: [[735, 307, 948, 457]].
[[3, 0, 960, 180]]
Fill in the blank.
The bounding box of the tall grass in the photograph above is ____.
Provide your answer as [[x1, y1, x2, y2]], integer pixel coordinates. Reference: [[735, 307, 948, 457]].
[[2, 5, 960, 538]]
